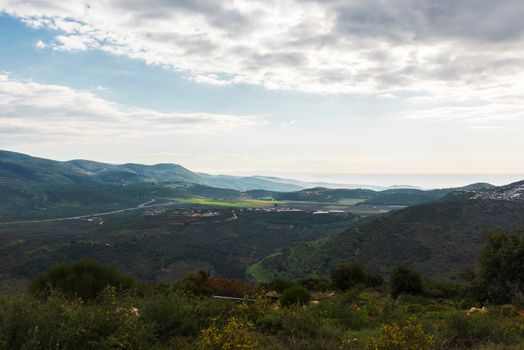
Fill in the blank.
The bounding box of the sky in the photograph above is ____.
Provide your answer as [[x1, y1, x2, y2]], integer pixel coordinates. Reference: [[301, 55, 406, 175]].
[[1, 0, 524, 186]]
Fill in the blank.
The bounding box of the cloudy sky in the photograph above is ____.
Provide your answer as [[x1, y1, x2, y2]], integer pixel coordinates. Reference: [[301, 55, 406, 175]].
[[1, 0, 524, 184]]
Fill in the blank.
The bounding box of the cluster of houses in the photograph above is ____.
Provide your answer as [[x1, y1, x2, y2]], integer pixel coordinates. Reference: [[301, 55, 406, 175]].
[[144, 208, 167, 216], [472, 182, 524, 201]]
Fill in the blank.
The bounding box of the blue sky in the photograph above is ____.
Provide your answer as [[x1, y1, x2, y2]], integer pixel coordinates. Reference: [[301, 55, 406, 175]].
[[1, 1, 524, 186]]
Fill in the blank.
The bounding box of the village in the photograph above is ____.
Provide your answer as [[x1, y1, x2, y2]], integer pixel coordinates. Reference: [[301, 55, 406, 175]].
[[471, 181, 524, 201]]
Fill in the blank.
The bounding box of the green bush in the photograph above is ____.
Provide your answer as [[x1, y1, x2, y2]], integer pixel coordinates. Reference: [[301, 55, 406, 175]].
[[473, 229, 524, 304], [298, 276, 331, 292], [280, 286, 311, 307], [342, 285, 364, 304], [316, 300, 370, 330], [176, 270, 214, 296], [331, 261, 367, 291], [423, 278, 463, 299], [137, 291, 232, 341], [29, 260, 135, 301], [0, 293, 149, 350], [366, 273, 385, 289], [390, 267, 423, 299], [265, 277, 294, 293], [437, 311, 520, 348]]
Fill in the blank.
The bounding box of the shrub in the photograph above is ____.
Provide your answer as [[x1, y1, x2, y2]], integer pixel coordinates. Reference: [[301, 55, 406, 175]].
[[298, 276, 331, 292], [317, 300, 370, 330], [205, 277, 253, 298], [275, 305, 341, 342], [437, 311, 519, 348], [280, 286, 311, 307], [423, 278, 463, 299], [0, 293, 149, 350], [473, 228, 524, 304], [138, 291, 233, 341], [331, 262, 367, 291], [265, 277, 294, 293], [177, 270, 214, 296], [366, 273, 384, 289], [29, 260, 135, 301], [390, 267, 423, 299], [342, 285, 364, 304], [367, 315, 435, 350], [199, 316, 257, 350]]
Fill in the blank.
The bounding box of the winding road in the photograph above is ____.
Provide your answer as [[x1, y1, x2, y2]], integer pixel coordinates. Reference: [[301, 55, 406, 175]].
[[0, 199, 172, 225]]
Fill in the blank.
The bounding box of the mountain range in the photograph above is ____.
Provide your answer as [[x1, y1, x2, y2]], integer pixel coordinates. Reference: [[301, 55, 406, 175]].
[[1, 149, 524, 284]]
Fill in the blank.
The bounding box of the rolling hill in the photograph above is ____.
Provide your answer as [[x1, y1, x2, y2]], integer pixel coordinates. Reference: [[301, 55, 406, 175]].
[[0, 150, 303, 192], [253, 196, 524, 280], [1, 150, 501, 222]]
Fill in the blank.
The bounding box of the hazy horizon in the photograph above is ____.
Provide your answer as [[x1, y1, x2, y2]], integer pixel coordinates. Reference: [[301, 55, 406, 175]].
[[236, 172, 524, 189], [4, 147, 523, 190]]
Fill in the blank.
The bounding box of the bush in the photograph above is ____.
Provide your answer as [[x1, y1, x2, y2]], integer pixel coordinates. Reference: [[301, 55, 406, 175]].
[[367, 315, 435, 350], [0, 292, 149, 350], [177, 270, 214, 296], [29, 260, 135, 301], [265, 277, 294, 293], [205, 277, 253, 298], [390, 267, 423, 299], [199, 316, 257, 350], [423, 278, 464, 299], [317, 300, 370, 330], [298, 276, 331, 292], [331, 262, 367, 291], [472, 228, 524, 304], [366, 273, 385, 289], [137, 291, 233, 341], [437, 311, 519, 348], [280, 286, 311, 307]]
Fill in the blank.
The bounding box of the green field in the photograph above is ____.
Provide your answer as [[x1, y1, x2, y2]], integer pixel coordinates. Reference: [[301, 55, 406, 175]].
[[175, 197, 286, 207]]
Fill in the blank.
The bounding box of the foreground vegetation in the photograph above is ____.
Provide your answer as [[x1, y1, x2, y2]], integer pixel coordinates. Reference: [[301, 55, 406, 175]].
[[0, 229, 523, 350]]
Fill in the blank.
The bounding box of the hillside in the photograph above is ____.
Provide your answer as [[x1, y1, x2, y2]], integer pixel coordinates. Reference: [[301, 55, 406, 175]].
[[362, 183, 494, 206], [247, 187, 378, 203], [254, 198, 524, 280], [0, 208, 357, 285], [0, 150, 303, 192]]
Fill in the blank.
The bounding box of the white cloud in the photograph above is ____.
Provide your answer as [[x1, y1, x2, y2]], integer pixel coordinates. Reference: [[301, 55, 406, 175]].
[[2, 0, 524, 96], [54, 34, 98, 51], [0, 74, 257, 144], [34, 39, 46, 49], [401, 71, 524, 127]]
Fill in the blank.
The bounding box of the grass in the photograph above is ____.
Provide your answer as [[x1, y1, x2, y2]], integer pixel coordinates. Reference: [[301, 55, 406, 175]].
[[247, 252, 282, 283], [175, 197, 286, 208], [337, 198, 368, 205]]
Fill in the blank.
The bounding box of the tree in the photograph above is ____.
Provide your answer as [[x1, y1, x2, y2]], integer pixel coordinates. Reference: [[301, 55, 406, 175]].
[[474, 228, 524, 304], [30, 260, 135, 301], [280, 285, 311, 307], [390, 266, 423, 298], [331, 261, 367, 291]]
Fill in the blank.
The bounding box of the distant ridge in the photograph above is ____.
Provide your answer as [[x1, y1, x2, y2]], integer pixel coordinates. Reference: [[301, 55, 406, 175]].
[[0, 150, 302, 192]]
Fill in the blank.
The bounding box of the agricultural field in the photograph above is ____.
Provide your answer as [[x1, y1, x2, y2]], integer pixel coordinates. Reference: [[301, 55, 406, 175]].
[[174, 197, 286, 208]]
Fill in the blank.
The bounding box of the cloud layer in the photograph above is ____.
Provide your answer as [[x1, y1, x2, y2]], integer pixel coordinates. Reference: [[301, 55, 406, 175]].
[[3, 0, 524, 94], [0, 74, 256, 144]]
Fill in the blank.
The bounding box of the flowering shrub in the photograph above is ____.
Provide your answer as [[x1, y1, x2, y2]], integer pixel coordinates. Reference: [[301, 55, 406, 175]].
[[366, 315, 434, 350], [199, 316, 257, 350]]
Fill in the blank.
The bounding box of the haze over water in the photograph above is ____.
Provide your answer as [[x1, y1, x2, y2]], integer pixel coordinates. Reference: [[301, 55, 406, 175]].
[[242, 173, 524, 190]]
